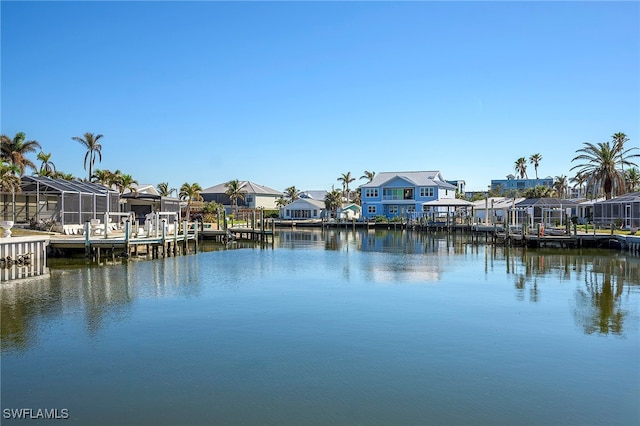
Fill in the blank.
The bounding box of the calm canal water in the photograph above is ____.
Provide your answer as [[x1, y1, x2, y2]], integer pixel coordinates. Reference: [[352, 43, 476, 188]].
[[1, 229, 639, 425]]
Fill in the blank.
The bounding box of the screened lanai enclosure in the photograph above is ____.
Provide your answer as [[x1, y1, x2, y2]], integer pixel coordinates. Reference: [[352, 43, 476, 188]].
[[593, 192, 640, 230], [0, 176, 120, 227]]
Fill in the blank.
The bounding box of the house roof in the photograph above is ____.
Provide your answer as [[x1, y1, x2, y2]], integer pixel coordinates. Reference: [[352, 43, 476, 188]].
[[422, 198, 474, 207], [339, 203, 362, 211], [361, 171, 456, 190], [201, 180, 281, 196], [595, 192, 640, 204], [300, 190, 328, 201], [19, 176, 118, 195], [515, 198, 580, 208], [471, 197, 526, 210], [285, 198, 325, 209]]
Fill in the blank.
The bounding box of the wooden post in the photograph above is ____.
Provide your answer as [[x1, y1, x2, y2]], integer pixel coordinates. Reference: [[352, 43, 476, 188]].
[[124, 220, 130, 258], [161, 219, 166, 257], [85, 221, 90, 257], [194, 220, 198, 252], [174, 217, 179, 256]]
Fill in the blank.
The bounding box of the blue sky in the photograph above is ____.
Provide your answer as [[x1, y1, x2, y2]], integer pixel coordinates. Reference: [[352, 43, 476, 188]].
[[2, 1, 638, 193]]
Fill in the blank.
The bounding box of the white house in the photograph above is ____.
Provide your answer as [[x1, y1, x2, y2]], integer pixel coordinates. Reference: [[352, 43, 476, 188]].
[[337, 203, 361, 220], [280, 198, 326, 220]]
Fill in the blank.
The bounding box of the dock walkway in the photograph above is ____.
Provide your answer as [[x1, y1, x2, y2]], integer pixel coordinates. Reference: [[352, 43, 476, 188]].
[[49, 221, 198, 259]]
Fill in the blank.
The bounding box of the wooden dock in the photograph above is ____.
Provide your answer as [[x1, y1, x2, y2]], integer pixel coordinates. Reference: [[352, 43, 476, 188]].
[[48, 221, 198, 260]]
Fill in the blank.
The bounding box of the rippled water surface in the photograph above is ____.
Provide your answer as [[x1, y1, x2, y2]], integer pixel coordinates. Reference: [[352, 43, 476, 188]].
[[2, 229, 639, 425]]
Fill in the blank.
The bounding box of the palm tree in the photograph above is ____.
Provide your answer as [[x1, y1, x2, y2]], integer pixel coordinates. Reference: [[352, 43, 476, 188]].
[[626, 167, 640, 192], [360, 170, 375, 183], [115, 173, 138, 195], [351, 189, 362, 205], [54, 172, 75, 181], [157, 182, 176, 197], [275, 196, 288, 208], [72, 132, 103, 180], [529, 153, 542, 180], [0, 132, 42, 176], [225, 179, 245, 216], [522, 185, 554, 199], [0, 161, 21, 192], [179, 182, 203, 221], [36, 152, 56, 177], [284, 185, 300, 203], [337, 172, 355, 201], [514, 157, 528, 179], [571, 140, 639, 199], [91, 169, 113, 186], [553, 175, 569, 199], [324, 189, 343, 218], [570, 171, 588, 198], [612, 132, 629, 172]]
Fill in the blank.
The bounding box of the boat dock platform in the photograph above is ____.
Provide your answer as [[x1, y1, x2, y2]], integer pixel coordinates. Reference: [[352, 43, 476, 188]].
[[199, 225, 274, 243], [48, 221, 198, 260]]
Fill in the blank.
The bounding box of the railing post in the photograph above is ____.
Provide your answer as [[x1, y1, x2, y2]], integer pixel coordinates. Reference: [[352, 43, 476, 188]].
[[85, 221, 90, 257]]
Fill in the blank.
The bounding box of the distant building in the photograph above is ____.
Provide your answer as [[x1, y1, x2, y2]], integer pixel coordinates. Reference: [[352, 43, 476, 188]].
[[491, 174, 553, 194], [201, 181, 281, 211], [447, 180, 466, 195]]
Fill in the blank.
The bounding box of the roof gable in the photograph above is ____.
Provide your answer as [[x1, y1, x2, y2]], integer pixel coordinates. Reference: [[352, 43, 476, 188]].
[[362, 171, 445, 188], [286, 198, 325, 209]]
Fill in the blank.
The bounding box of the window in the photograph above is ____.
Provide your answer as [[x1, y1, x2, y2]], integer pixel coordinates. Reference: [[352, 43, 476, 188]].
[[365, 188, 378, 198], [420, 187, 434, 197], [389, 205, 398, 214], [367, 205, 376, 214], [245, 196, 253, 203], [285, 209, 290, 217], [407, 206, 415, 213], [313, 210, 317, 217]]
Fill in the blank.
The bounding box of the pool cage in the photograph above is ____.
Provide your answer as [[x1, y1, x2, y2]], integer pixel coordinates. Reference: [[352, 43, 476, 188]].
[[0, 176, 120, 227], [593, 192, 640, 230]]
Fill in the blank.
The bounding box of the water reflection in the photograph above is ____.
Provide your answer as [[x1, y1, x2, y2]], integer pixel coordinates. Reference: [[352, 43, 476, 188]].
[[502, 248, 639, 335], [0, 256, 204, 353], [2, 230, 638, 353]]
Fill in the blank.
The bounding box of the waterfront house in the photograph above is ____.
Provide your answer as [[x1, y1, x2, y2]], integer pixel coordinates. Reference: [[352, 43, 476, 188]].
[[280, 198, 326, 220], [120, 184, 180, 224], [593, 192, 640, 230], [515, 198, 579, 228], [0, 176, 119, 229], [360, 171, 457, 220], [201, 181, 281, 211], [337, 203, 361, 220]]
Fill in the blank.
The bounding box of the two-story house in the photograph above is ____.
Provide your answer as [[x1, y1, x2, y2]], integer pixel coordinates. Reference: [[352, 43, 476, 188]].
[[360, 171, 457, 220]]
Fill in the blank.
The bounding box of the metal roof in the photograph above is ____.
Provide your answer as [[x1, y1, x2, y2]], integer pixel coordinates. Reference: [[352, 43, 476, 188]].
[[19, 176, 118, 195], [515, 198, 580, 207], [361, 171, 457, 190], [595, 192, 640, 204]]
